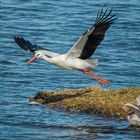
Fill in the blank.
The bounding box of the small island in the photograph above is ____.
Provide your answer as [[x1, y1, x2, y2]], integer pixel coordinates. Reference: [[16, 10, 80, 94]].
[[29, 86, 140, 120]]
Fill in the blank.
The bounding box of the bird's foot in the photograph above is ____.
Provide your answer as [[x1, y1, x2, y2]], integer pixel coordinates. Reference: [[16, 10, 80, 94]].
[[90, 72, 110, 86], [96, 78, 110, 86], [84, 70, 111, 86], [79, 69, 111, 86]]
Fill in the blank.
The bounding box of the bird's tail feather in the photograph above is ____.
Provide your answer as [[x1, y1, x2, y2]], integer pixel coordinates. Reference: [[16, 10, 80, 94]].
[[87, 59, 98, 68]]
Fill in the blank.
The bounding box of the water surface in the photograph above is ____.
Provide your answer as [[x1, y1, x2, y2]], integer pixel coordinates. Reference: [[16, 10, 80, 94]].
[[0, 0, 140, 139]]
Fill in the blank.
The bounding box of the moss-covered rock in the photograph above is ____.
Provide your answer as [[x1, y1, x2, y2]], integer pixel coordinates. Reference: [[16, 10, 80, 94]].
[[29, 86, 140, 119]]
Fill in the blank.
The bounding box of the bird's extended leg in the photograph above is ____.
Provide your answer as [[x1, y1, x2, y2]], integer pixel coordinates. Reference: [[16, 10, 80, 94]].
[[89, 70, 110, 85], [78, 68, 110, 86]]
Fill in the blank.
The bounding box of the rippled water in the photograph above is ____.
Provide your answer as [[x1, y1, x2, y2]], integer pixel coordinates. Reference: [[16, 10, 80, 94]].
[[0, 0, 140, 139]]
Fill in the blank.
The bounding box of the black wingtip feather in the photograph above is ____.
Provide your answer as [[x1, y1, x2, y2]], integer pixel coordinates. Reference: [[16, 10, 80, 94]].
[[101, 13, 117, 25], [98, 8, 109, 22], [96, 8, 103, 21], [95, 8, 117, 26], [14, 36, 45, 52], [14, 36, 29, 51]]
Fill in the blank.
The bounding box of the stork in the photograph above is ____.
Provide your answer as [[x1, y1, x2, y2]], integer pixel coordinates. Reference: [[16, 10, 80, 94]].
[[14, 9, 117, 85]]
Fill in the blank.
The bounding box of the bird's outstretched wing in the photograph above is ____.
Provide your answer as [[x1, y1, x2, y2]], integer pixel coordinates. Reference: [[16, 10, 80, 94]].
[[14, 36, 44, 52], [14, 36, 60, 57], [66, 9, 117, 59]]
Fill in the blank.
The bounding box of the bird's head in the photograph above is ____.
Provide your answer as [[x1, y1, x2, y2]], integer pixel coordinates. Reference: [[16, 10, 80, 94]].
[[35, 51, 44, 58], [27, 51, 44, 64]]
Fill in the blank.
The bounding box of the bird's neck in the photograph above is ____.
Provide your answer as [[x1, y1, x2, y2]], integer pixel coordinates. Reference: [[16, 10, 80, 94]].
[[42, 55, 52, 63]]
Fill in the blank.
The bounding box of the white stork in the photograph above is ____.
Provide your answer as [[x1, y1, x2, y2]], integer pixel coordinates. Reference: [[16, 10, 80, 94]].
[[14, 9, 117, 85]]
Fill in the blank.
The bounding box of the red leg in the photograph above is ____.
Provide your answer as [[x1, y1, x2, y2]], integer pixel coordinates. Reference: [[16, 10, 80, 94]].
[[78, 69, 110, 86], [89, 71, 110, 86], [84, 71, 98, 81]]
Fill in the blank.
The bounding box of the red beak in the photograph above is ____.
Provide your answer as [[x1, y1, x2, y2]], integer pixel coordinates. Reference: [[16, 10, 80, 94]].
[[27, 56, 37, 64]]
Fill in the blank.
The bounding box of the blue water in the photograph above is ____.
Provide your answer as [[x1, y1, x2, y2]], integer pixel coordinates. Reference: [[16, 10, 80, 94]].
[[0, 0, 140, 139]]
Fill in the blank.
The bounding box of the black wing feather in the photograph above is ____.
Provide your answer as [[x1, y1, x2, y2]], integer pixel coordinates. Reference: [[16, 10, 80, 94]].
[[14, 36, 44, 52], [79, 9, 117, 60]]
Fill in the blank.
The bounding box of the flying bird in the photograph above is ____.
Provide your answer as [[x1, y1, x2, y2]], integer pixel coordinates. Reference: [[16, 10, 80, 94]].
[[14, 9, 117, 85]]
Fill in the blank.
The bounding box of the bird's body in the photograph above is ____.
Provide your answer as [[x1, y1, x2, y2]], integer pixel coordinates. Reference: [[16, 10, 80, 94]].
[[14, 9, 117, 85], [38, 52, 97, 70]]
